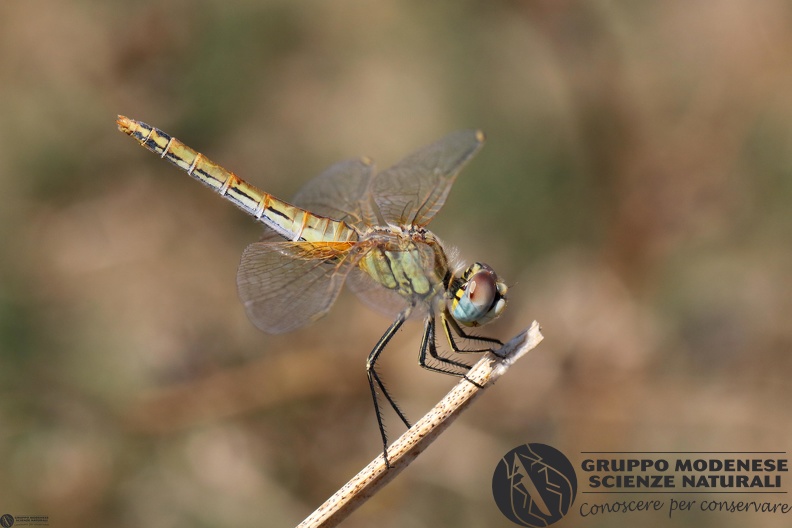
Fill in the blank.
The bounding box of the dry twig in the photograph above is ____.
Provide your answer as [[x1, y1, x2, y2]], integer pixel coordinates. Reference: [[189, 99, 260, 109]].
[[296, 320, 543, 528]]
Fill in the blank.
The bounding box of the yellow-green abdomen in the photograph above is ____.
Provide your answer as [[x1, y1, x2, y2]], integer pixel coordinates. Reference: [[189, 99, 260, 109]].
[[117, 116, 358, 244]]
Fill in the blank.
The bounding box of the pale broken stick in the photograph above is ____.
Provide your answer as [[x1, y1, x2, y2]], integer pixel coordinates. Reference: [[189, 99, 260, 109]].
[[296, 320, 543, 528]]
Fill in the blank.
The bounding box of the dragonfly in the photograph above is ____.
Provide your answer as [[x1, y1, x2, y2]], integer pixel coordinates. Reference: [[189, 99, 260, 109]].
[[117, 116, 508, 466]]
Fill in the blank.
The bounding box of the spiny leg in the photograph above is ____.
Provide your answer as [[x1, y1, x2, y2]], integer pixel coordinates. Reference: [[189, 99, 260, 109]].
[[367, 309, 411, 467], [418, 315, 475, 376], [441, 309, 504, 354]]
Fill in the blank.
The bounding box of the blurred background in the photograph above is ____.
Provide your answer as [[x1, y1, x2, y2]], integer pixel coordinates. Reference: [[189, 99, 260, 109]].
[[2, 1, 792, 527]]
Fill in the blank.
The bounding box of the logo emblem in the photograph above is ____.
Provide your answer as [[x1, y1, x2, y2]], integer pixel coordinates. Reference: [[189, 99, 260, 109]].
[[0, 514, 14, 528], [492, 443, 577, 527]]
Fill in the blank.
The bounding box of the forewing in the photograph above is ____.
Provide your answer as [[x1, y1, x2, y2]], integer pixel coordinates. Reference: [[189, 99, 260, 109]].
[[292, 158, 378, 228], [371, 130, 484, 227], [237, 240, 357, 334]]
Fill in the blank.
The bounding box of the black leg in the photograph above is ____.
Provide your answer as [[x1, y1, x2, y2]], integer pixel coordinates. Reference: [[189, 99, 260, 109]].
[[418, 315, 474, 376], [441, 310, 504, 353], [367, 309, 411, 468]]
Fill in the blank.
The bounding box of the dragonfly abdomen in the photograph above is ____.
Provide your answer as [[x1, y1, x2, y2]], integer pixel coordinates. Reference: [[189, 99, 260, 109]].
[[117, 116, 357, 244]]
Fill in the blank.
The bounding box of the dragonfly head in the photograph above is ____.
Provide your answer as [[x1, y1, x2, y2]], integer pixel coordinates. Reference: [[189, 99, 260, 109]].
[[449, 262, 507, 327]]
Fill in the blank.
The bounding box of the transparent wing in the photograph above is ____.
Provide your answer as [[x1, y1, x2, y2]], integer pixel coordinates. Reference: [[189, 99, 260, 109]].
[[371, 129, 485, 227], [346, 267, 416, 320], [236, 237, 358, 334], [292, 158, 378, 228]]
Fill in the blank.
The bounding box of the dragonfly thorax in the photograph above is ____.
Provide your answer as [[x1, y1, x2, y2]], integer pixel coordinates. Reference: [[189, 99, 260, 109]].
[[357, 226, 449, 306], [448, 262, 507, 327]]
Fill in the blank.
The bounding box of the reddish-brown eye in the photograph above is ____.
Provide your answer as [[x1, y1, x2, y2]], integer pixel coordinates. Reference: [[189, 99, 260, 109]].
[[450, 262, 507, 326], [468, 270, 497, 310]]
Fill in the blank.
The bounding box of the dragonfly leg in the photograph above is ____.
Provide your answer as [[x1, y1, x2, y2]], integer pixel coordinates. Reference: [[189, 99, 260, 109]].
[[418, 315, 474, 376], [441, 309, 504, 353], [367, 309, 412, 467], [420, 315, 485, 389]]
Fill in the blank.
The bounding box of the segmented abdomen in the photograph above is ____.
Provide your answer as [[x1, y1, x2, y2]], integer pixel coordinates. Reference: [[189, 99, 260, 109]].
[[117, 116, 358, 244]]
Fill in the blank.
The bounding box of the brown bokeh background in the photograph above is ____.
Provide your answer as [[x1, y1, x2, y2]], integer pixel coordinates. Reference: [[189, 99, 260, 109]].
[[2, 1, 792, 527]]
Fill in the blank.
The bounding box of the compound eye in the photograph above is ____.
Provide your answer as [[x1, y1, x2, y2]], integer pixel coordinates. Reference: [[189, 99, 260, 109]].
[[467, 270, 497, 312], [449, 265, 503, 326]]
